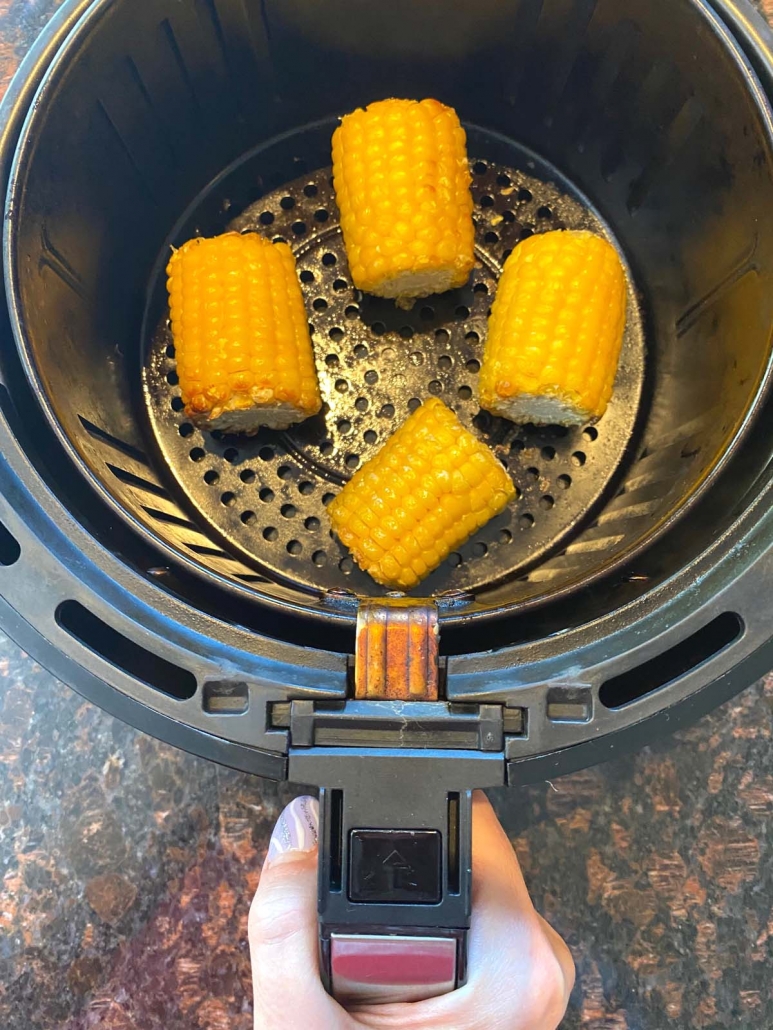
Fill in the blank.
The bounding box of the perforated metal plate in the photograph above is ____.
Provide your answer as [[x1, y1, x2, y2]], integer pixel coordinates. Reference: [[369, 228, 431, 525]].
[[144, 141, 645, 597]]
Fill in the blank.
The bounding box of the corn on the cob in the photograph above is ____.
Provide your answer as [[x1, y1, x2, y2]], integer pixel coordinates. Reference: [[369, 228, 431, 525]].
[[480, 229, 627, 426], [329, 398, 515, 589], [332, 98, 475, 308], [166, 232, 322, 434]]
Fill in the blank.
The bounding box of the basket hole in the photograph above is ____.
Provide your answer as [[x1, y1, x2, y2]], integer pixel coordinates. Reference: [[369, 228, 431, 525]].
[[292, 221, 306, 235], [277, 465, 292, 480], [286, 539, 302, 555], [355, 397, 369, 413], [165, 343, 175, 359], [240, 468, 256, 483], [313, 298, 328, 312], [519, 227, 533, 240], [364, 370, 378, 385], [438, 355, 453, 370], [540, 495, 554, 510], [259, 487, 274, 502], [466, 359, 480, 374], [371, 321, 386, 335], [325, 353, 339, 367], [407, 397, 421, 412], [322, 492, 335, 505], [520, 513, 535, 528], [329, 328, 344, 344], [420, 305, 434, 320], [498, 529, 512, 545], [473, 282, 489, 294], [263, 526, 278, 541], [473, 161, 488, 174], [337, 419, 352, 434], [380, 404, 395, 418], [281, 504, 297, 518], [335, 379, 349, 393], [300, 269, 315, 283], [353, 344, 368, 359], [322, 252, 336, 266], [315, 209, 330, 223], [171, 396, 184, 412], [435, 328, 449, 343], [502, 210, 516, 223], [518, 187, 532, 203], [465, 331, 479, 344], [480, 194, 494, 208], [345, 305, 359, 319], [409, 351, 424, 366], [399, 325, 414, 340], [259, 446, 274, 461], [189, 447, 205, 462], [166, 370, 178, 386], [599, 613, 743, 710], [223, 447, 239, 464], [537, 205, 552, 219], [457, 385, 472, 400], [312, 550, 327, 567], [259, 211, 274, 225], [272, 235, 286, 244], [345, 453, 360, 469], [57, 601, 195, 700], [241, 510, 257, 526], [363, 429, 377, 444], [280, 196, 295, 210], [320, 440, 334, 456], [526, 467, 539, 479], [496, 172, 511, 187], [429, 380, 443, 395], [472, 542, 487, 557], [333, 278, 348, 292], [510, 439, 525, 454], [447, 552, 463, 567], [339, 556, 354, 574], [541, 446, 556, 461], [221, 491, 236, 506], [204, 470, 219, 485], [484, 231, 499, 244], [305, 516, 320, 531], [584, 426, 599, 442], [455, 306, 470, 320], [298, 480, 314, 495], [572, 451, 587, 467]]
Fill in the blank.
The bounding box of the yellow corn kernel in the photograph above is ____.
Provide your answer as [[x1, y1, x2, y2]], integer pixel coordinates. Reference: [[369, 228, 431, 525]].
[[480, 229, 627, 426], [329, 398, 515, 590], [332, 98, 475, 307], [167, 232, 322, 434]]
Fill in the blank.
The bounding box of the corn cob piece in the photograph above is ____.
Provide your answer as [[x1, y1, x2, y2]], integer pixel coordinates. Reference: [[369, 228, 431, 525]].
[[332, 98, 475, 308], [480, 229, 627, 426], [166, 232, 322, 434], [329, 398, 515, 589]]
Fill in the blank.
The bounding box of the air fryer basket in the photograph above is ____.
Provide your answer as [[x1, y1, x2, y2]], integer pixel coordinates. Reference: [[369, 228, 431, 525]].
[[0, 0, 771, 787]]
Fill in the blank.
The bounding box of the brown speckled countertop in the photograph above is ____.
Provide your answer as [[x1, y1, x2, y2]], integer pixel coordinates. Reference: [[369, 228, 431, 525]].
[[2, 2, 773, 1028]]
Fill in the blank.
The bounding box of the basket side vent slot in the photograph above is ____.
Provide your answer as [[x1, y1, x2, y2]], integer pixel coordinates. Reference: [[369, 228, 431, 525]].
[[56, 599, 196, 700], [599, 612, 742, 709]]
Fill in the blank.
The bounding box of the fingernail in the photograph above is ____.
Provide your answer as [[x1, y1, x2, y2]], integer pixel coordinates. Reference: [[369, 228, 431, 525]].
[[266, 795, 319, 865]]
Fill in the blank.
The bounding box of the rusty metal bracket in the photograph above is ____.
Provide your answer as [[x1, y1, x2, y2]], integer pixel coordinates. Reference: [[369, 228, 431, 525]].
[[354, 597, 440, 701]]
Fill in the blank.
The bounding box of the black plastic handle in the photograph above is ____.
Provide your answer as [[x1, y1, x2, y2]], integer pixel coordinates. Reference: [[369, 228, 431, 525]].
[[289, 745, 504, 1005]]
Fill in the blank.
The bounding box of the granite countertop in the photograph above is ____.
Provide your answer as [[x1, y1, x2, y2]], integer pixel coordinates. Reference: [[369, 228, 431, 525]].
[[2, 1, 773, 1027]]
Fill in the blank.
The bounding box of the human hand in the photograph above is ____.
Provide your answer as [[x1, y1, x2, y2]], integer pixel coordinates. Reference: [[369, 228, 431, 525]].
[[249, 791, 574, 1029]]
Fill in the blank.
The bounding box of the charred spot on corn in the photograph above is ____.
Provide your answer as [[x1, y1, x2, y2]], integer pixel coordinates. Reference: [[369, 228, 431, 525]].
[[332, 99, 475, 307], [328, 398, 516, 590], [166, 232, 322, 434]]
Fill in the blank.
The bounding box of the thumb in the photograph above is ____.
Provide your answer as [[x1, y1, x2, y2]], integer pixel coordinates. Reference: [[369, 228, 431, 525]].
[[249, 796, 341, 1030]]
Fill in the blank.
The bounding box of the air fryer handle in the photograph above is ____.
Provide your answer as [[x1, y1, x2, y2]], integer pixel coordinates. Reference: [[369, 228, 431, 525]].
[[317, 779, 472, 1005]]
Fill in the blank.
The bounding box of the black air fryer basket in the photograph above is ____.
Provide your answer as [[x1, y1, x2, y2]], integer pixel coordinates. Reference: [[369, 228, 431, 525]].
[[1, 0, 773, 1002]]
